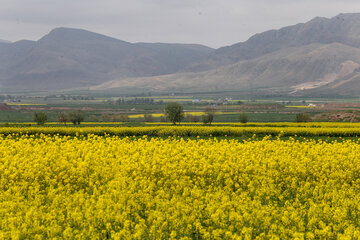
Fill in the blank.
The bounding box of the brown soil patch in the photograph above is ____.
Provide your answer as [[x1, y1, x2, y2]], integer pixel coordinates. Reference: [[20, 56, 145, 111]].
[[0, 103, 11, 110], [313, 110, 360, 122]]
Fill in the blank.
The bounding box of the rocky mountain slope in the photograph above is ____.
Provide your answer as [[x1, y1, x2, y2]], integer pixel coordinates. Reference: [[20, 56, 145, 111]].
[[94, 13, 360, 96], [0, 28, 213, 89], [92, 43, 360, 95], [4, 13, 360, 97], [186, 13, 360, 72]]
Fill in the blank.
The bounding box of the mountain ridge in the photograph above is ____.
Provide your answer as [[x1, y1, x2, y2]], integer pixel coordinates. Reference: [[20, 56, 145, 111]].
[[3, 14, 360, 97], [0, 27, 214, 89], [185, 13, 360, 72], [91, 42, 360, 95]]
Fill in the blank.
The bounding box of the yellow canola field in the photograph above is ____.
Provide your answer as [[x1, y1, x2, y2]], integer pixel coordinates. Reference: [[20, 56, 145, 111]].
[[0, 135, 360, 239], [2, 125, 360, 137], [128, 112, 239, 119], [145, 122, 360, 128]]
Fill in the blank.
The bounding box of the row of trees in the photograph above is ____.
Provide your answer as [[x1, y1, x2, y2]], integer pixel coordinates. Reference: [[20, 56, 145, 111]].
[[34, 111, 85, 125], [165, 103, 312, 124], [33, 103, 311, 125], [165, 102, 249, 125]]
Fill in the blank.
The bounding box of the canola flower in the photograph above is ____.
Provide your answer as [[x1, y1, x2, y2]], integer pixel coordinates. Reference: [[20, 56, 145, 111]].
[[145, 122, 360, 128], [0, 134, 360, 239], [128, 112, 240, 119], [2, 125, 360, 137], [5, 122, 125, 125]]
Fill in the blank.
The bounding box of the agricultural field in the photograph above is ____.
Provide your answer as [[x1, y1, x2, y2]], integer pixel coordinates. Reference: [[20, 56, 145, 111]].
[[3, 93, 360, 124], [0, 125, 360, 238], [2, 124, 360, 137], [2, 94, 360, 238]]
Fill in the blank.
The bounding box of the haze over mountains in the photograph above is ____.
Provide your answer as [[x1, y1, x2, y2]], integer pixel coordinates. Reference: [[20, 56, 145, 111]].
[[3, 13, 360, 96], [0, 28, 213, 89]]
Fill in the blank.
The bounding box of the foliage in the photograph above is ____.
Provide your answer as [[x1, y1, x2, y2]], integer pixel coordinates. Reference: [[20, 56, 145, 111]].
[[56, 112, 69, 125], [113, 114, 129, 122], [188, 114, 200, 123], [33, 112, 48, 125], [68, 111, 85, 125], [101, 113, 111, 122], [238, 112, 249, 123], [88, 115, 99, 122], [165, 102, 184, 125], [1, 135, 360, 238], [295, 113, 312, 122], [202, 115, 213, 125], [159, 116, 167, 122], [202, 106, 216, 125], [143, 114, 154, 122]]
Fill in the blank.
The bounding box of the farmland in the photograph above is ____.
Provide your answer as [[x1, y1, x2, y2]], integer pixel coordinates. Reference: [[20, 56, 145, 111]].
[[2, 93, 360, 124], [1, 131, 360, 239], [3, 124, 360, 138], [2, 94, 360, 238]]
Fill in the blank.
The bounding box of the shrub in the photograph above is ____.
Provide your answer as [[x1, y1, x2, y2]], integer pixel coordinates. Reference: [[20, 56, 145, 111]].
[[239, 113, 249, 123], [143, 114, 154, 122], [34, 112, 48, 125], [113, 115, 129, 122], [295, 113, 312, 122]]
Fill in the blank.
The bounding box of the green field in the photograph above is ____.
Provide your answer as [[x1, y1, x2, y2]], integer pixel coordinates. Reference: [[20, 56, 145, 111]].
[[1, 92, 359, 124]]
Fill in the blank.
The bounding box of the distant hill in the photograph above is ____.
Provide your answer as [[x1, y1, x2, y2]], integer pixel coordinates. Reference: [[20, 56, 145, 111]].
[[5, 13, 360, 97], [92, 13, 360, 97], [0, 28, 213, 89], [91, 43, 360, 95], [186, 13, 360, 72]]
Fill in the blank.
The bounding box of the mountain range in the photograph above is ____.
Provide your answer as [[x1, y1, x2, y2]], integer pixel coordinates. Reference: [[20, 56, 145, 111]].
[[3, 13, 360, 96], [0, 28, 213, 90]]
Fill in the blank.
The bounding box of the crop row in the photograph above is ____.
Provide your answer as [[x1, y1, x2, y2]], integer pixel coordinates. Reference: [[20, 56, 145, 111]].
[[7, 121, 360, 128], [2, 126, 360, 137]]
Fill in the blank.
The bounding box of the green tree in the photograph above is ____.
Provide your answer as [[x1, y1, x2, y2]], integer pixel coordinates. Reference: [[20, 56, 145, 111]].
[[239, 112, 249, 123], [202, 106, 216, 125], [69, 111, 85, 125], [165, 102, 184, 125], [295, 113, 311, 122], [34, 112, 48, 125]]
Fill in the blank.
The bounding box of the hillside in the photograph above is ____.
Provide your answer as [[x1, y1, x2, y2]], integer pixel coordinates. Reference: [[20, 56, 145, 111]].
[[186, 13, 360, 72], [0, 28, 213, 90], [4, 13, 360, 96], [92, 43, 360, 95]]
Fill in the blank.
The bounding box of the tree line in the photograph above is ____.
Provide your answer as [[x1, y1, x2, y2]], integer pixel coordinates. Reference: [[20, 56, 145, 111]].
[[34, 111, 85, 125], [33, 102, 311, 125]]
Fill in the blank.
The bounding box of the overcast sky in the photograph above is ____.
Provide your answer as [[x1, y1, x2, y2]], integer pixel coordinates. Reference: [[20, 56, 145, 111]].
[[1, 0, 360, 48]]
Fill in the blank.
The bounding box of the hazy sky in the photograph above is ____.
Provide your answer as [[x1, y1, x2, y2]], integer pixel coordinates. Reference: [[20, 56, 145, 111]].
[[1, 0, 360, 48]]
